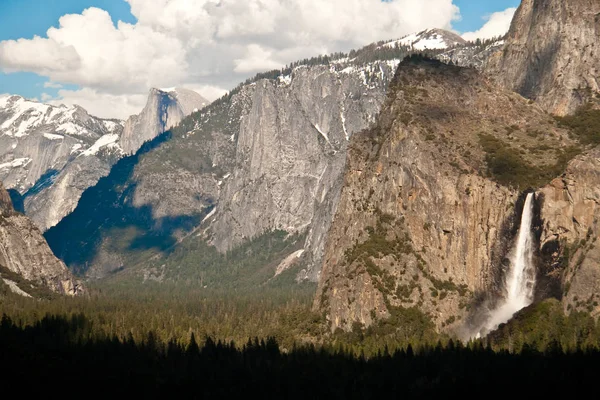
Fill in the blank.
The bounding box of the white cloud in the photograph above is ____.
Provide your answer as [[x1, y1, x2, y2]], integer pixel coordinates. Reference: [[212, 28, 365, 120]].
[[41, 92, 53, 102], [1, 0, 462, 118], [182, 84, 228, 102], [43, 81, 63, 89], [50, 87, 147, 119], [462, 7, 516, 42], [233, 44, 283, 74]]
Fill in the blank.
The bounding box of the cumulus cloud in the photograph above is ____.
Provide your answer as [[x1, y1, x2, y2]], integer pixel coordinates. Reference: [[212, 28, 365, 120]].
[[1, 0, 462, 118], [43, 81, 63, 89], [462, 7, 516, 42], [40, 93, 53, 102], [50, 87, 147, 119], [233, 44, 283, 74]]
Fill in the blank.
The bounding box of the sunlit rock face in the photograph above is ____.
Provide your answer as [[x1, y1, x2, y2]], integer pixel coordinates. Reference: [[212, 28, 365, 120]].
[[0, 181, 83, 296], [487, 0, 600, 116]]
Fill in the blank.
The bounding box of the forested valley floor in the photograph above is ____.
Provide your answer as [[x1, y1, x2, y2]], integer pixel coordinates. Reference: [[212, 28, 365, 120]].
[[2, 279, 600, 396]]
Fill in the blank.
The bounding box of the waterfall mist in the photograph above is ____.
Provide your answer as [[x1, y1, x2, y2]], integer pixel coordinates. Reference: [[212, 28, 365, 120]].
[[474, 192, 537, 337]]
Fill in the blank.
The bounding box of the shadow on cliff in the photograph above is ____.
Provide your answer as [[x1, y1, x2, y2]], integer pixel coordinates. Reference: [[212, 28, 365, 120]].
[[44, 132, 206, 276], [7, 189, 24, 213], [8, 169, 62, 214], [517, 36, 560, 100]]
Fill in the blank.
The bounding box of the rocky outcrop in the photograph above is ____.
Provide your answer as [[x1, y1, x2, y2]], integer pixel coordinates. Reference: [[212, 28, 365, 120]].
[[439, 39, 505, 70], [0, 181, 82, 295], [486, 0, 600, 116], [0, 95, 123, 230], [314, 57, 576, 332], [120, 88, 207, 155], [0, 182, 11, 213], [539, 147, 600, 317]]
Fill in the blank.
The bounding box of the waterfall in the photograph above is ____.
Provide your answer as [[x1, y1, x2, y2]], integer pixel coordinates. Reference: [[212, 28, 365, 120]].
[[478, 192, 536, 336]]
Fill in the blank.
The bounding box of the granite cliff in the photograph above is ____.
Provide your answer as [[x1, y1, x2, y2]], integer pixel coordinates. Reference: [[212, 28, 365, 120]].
[[120, 88, 208, 155], [0, 181, 82, 296], [487, 0, 600, 116], [314, 56, 581, 332]]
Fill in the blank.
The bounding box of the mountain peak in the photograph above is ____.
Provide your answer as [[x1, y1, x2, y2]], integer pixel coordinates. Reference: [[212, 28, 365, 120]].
[[383, 28, 467, 51], [120, 87, 209, 155]]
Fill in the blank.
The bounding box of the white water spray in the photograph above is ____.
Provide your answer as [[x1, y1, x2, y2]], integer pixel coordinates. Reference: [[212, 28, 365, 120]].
[[479, 193, 536, 335]]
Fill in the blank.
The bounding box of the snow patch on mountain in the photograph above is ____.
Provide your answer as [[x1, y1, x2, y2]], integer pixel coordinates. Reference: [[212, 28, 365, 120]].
[[81, 134, 121, 156], [0, 158, 32, 170], [382, 29, 467, 51], [43, 133, 64, 141]]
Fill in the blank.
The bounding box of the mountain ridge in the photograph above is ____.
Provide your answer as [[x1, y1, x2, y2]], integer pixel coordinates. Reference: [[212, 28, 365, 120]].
[[0, 87, 207, 231]]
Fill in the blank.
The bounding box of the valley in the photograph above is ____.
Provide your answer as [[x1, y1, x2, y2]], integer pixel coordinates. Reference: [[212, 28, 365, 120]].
[[1, 0, 600, 393]]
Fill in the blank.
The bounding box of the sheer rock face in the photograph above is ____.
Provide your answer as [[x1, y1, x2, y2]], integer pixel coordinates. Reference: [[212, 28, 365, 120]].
[[120, 88, 208, 155], [487, 0, 600, 116], [208, 65, 392, 281], [539, 147, 600, 318], [314, 59, 576, 332], [0, 95, 123, 231], [0, 182, 82, 296]]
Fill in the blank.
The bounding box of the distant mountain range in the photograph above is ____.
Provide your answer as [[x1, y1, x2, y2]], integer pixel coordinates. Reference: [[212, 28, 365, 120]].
[[0, 88, 207, 231]]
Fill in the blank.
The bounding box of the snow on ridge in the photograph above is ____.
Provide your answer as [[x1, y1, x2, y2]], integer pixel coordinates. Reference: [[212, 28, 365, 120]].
[[70, 143, 83, 154], [43, 133, 64, 141], [81, 133, 120, 156], [382, 29, 459, 51], [278, 74, 292, 86], [202, 207, 217, 224], [0, 95, 105, 139], [0, 157, 32, 170], [0, 95, 11, 109]]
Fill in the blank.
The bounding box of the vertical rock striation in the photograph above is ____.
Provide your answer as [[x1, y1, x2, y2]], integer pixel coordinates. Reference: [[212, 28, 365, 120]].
[[314, 57, 576, 331], [120, 88, 208, 155], [0, 181, 82, 295], [539, 147, 600, 317], [487, 0, 600, 115]]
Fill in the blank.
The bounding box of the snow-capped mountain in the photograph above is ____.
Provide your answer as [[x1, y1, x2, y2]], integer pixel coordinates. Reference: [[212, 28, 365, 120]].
[[0, 95, 123, 188], [382, 28, 467, 51], [0, 95, 125, 230], [0, 88, 207, 231]]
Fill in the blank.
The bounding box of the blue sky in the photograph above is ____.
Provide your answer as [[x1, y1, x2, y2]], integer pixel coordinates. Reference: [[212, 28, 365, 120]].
[[0, 0, 522, 118], [0, 0, 136, 100], [453, 0, 520, 32]]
